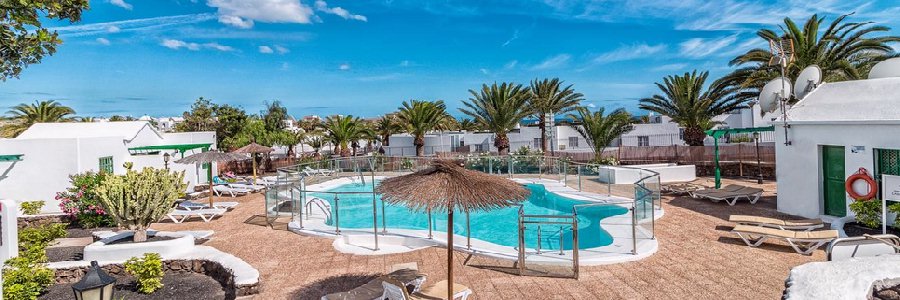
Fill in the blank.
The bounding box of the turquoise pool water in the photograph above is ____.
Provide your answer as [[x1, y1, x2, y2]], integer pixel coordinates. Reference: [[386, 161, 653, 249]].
[[312, 182, 628, 250]]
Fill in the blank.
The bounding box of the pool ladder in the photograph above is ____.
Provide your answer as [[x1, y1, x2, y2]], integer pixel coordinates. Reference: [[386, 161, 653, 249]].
[[305, 196, 332, 223], [536, 225, 566, 255]]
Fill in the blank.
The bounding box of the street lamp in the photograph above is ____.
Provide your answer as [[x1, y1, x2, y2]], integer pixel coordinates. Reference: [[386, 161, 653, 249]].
[[753, 132, 763, 184], [163, 152, 171, 170], [72, 261, 116, 300]]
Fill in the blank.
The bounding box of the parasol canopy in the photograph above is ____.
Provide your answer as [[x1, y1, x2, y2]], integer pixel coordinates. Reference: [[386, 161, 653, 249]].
[[376, 159, 529, 299], [175, 150, 248, 207], [231, 143, 274, 183]]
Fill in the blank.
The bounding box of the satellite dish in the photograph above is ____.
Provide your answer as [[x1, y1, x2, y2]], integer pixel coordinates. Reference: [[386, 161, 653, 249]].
[[869, 58, 900, 79], [794, 65, 822, 100], [759, 77, 793, 113]]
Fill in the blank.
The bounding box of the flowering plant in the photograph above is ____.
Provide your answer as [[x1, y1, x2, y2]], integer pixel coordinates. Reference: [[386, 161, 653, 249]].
[[57, 172, 114, 228]]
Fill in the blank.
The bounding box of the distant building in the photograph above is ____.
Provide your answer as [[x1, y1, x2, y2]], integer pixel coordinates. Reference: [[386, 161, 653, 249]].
[[0, 121, 216, 212], [155, 116, 184, 132]]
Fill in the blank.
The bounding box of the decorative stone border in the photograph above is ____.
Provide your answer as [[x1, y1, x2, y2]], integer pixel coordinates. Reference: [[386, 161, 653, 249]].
[[17, 213, 71, 229], [52, 256, 260, 296]]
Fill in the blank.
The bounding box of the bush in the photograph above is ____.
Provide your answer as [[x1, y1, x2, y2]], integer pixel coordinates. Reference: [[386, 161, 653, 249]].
[[2, 224, 65, 300], [57, 171, 114, 228], [592, 156, 619, 166], [124, 253, 164, 294], [850, 199, 884, 228], [19, 201, 44, 215]]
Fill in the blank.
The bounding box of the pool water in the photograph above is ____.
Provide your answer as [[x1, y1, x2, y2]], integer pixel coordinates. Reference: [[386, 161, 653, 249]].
[[312, 182, 628, 250]]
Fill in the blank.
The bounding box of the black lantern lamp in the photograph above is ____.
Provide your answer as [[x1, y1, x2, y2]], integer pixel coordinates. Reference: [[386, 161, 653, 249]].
[[72, 261, 116, 300], [163, 152, 171, 169]]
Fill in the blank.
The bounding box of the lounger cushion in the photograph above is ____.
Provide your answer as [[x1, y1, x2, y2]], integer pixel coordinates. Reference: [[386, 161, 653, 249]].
[[733, 225, 838, 239], [414, 280, 470, 299], [729, 215, 823, 226]]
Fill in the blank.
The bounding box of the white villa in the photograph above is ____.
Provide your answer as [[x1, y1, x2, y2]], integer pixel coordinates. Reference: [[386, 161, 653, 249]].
[[0, 121, 216, 212], [775, 76, 900, 221], [382, 124, 592, 156]]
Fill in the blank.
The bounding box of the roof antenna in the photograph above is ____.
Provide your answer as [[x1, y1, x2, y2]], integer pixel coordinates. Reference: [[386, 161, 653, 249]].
[[768, 36, 794, 146]]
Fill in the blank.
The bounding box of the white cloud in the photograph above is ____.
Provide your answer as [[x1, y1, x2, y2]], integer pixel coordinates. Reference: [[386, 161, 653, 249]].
[[207, 0, 316, 29], [339, 63, 351, 70], [679, 34, 738, 58], [531, 54, 571, 70], [479, 68, 490, 75], [259, 46, 274, 53], [161, 39, 200, 51], [502, 29, 519, 47], [50, 14, 216, 37], [109, 0, 133, 10], [314, 0, 367, 21], [107, 25, 121, 33], [96, 38, 111, 46], [591, 43, 666, 64], [650, 63, 688, 72], [504, 60, 518, 69], [204, 42, 235, 52], [274, 45, 290, 54], [281, 62, 290, 71]]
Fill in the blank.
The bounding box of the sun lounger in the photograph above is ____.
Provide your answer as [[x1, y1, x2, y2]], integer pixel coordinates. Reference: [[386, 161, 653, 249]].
[[731, 225, 838, 255], [179, 200, 239, 211], [227, 183, 266, 192], [213, 185, 252, 197], [383, 279, 472, 300], [729, 215, 824, 231], [165, 208, 226, 223], [662, 183, 702, 194], [321, 268, 427, 300], [305, 166, 335, 177], [692, 185, 763, 206], [826, 234, 900, 261]]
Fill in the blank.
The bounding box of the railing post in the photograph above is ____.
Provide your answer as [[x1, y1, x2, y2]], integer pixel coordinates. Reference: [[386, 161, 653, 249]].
[[334, 194, 341, 235], [631, 206, 637, 255], [427, 209, 433, 239], [466, 211, 472, 250], [536, 225, 542, 254], [488, 159, 493, 174], [572, 217, 579, 279], [517, 207, 525, 275], [577, 165, 582, 192], [558, 227, 564, 255]]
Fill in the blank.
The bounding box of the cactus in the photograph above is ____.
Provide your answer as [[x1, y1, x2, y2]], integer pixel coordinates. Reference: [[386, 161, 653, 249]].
[[95, 166, 186, 242]]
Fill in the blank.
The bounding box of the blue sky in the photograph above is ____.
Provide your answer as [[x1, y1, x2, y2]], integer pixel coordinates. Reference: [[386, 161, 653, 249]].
[[2, 0, 899, 118]]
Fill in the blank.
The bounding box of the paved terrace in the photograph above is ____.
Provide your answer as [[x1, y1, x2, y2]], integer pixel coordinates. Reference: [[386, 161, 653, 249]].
[[154, 177, 823, 299]]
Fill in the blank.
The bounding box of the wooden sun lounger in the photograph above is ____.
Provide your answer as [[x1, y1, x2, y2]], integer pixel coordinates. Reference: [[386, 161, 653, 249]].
[[732, 225, 838, 255], [729, 215, 824, 231]]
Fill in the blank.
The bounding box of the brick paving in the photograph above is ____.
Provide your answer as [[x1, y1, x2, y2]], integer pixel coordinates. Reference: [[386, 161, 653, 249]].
[[154, 177, 824, 299]]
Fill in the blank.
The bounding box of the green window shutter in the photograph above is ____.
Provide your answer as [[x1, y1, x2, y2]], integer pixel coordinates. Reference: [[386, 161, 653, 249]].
[[99, 156, 114, 173], [874, 149, 900, 199]]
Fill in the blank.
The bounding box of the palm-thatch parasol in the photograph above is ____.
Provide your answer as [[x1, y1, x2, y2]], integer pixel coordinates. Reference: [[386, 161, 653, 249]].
[[175, 150, 248, 207], [232, 142, 274, 183], [377, 159, 530, 299]]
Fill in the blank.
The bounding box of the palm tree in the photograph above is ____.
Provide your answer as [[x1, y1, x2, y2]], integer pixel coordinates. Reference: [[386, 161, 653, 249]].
[[1, 100, 76, 137], [323, 115, 364, 157], [306, 134, 327, 157], [374, 114, 401, 147], [460, 82, 532, 155], [456, 118, 479, 132], [528, 78, 584, 153], [397, 100, 448, 157], [640, 71, 745, 146], [568, 107, 632, 156], [723, 14, 900, 102]]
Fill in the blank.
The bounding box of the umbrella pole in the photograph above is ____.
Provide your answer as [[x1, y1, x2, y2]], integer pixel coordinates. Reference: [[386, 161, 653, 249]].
[[252, 154, 257, 183], [208, 165, 214, 207], [447, 211, 454, 300]]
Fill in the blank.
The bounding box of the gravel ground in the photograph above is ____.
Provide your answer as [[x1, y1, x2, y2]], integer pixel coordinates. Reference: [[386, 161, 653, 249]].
[[844, 222, 900, 237], [39, 273, 227, 300]]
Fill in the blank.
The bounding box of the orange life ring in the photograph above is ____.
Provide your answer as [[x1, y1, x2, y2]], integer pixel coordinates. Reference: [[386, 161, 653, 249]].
[[846, 168, 877, 201]]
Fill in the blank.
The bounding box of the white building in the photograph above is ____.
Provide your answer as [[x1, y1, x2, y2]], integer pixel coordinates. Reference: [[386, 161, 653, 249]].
[[0, 121, 216, 213], [155, 116, 184, 132], [774, 77, 900, 221], [382, 124, 592, 156]]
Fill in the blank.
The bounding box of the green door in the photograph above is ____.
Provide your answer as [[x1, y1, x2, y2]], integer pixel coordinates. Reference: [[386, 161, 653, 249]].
[[822, 146, 846, 217]]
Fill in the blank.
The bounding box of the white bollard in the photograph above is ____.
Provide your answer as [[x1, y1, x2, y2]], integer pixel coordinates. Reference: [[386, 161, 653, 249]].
[[1, 199, 21, 297]]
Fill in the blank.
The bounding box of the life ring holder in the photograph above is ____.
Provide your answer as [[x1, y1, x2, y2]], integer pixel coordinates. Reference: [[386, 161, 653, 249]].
[[846, 168, 877, 201]]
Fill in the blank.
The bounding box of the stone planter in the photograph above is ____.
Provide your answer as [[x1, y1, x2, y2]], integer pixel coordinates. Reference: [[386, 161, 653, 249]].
[[83, 231, 194, 262]]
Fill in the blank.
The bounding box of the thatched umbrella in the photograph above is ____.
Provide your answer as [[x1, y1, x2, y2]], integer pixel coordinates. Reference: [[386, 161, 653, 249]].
[[175, 150, 248, 206], [377, 159, 529, 299], [232, 142, 274, 183]]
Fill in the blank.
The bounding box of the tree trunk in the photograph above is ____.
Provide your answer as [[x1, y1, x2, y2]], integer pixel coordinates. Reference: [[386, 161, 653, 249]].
[[539, 118, 549, 154], [414, 135, 425, 157], [133, 228, 148, 243], [683, 126, 707, 146], [381, 134, 391, 147], [340, 143, 350, 157], [495, 134, 510, 156]]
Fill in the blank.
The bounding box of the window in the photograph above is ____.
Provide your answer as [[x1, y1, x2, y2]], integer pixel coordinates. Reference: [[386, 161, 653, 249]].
[[875, 148, 900, 198], [568, 137, 579, 148], [533, 138, 541, 148], [99, 156, 114, 173], [638, 136, 650, 147]]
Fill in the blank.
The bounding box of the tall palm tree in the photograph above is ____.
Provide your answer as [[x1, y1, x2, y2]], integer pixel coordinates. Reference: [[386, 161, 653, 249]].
[[460, 82, 532, 155], [323, 115, 364, 157], [306, 134, 327, 157], [456, 118, 479, 132], [374, 114, 401, 147], [568, 107, 633, 156], [528, 78, 584, 153], [639, 70, 745, 146], [1, 100, 76, 137], [397, 100, 448, 157], [723, 14, 900, 102]]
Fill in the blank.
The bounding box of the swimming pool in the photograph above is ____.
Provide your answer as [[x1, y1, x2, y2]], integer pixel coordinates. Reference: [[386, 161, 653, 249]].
[[311, 181, 628, 250]]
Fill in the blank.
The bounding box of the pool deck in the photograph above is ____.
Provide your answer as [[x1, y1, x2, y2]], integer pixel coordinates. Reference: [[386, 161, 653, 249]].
[[153, 176, 824, 299]]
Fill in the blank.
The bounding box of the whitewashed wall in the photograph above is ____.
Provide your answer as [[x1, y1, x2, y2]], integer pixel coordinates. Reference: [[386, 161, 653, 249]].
[[775, 123, 900, 219]]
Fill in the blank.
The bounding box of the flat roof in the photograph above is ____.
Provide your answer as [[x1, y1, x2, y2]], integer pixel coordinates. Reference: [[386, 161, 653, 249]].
[[786, 77, 900, 123]]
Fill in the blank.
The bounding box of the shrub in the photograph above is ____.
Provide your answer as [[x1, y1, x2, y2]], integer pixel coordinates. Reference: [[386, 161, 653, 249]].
[[124, 253, 164, 294], [57, 171, 114, 228], [2, 224, 65, 300], [95, 166, 186, 242], [592, 156, 619, 166], [849, 199, 883, 228], [19, 201, 44, 215]]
